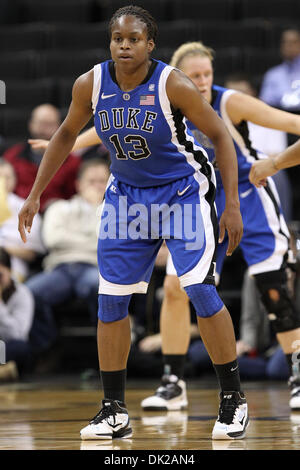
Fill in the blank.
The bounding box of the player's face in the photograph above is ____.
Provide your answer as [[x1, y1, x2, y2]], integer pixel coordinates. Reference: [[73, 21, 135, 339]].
[[180, 55, 213, 103], [110, 15, 154, 70]]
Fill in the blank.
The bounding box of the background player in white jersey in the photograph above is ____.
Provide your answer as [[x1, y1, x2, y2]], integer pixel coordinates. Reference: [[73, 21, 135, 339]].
[[18, 7, 247, 441], [141, 42, 300, 415]]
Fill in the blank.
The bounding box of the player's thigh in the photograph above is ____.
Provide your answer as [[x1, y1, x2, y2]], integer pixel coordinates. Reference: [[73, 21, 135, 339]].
[[166, 191, 218, 288]]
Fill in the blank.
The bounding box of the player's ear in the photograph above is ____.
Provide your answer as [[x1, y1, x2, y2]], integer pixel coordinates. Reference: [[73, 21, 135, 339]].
[[148, 39, 155, 54]]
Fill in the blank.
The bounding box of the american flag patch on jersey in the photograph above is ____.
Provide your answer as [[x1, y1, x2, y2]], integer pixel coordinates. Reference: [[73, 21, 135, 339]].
[[140, 95, 155, 105]]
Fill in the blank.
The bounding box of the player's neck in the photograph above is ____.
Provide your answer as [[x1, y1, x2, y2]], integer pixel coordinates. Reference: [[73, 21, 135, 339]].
[[114, 59, 152, 92]]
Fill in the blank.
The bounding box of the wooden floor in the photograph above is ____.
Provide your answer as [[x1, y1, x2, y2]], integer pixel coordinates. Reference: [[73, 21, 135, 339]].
[[0, 377, 299, 450]]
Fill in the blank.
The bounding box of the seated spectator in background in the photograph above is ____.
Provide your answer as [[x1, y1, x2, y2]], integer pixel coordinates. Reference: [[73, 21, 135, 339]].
[[28, 124, 111, 165], [3, 104, 81, 212], [26, 159, 110, 336], [224, 73, 292, 222], [0, 248, 35, 382], [259, 28, 300, 112], [0, 158, 44, 281]]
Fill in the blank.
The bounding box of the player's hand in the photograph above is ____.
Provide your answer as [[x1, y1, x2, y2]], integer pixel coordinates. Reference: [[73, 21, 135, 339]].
[[249, 159, 277, 187], [28, 139, 49, 151], [219, 206, 243, 256], [18, 198, 40, 243]]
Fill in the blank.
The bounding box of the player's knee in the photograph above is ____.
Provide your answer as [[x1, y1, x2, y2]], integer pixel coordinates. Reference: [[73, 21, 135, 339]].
[[163, 275, 188, 303], [98, 294, 131, 323], [254, 270, 300, 333], [184, 283, 224, 318]]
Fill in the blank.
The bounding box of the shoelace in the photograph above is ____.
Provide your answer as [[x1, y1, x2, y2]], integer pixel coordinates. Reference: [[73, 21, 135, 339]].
[[289, 376, 300, 388], [90, 404, 117, 425], [156, 383, 175, 398], [219, 397, 239, 425], [155, 377, 181, 399]]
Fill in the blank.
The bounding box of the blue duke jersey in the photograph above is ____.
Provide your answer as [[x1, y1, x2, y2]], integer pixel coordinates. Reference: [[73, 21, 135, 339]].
[[92, 59, 214, 187], [187, 84, 268, 188]]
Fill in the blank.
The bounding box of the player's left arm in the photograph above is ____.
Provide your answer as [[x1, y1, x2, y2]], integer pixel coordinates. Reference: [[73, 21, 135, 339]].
[[28, 126, 101, 152], [166, 69, 243, 255], [226, 92, 300, 134]]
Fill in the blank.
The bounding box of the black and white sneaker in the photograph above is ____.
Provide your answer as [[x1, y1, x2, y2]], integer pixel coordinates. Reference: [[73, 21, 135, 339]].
[[80, 399, 132, 440], [212, 391, 249, 440], [141, 374, 188, 411], [289, 376, 300, 410]]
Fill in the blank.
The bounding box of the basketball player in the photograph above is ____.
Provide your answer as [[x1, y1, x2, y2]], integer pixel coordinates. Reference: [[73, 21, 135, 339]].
[[250, 138, 300, 187], [139, 42, 300, 414], [18, 6, 248, 441]]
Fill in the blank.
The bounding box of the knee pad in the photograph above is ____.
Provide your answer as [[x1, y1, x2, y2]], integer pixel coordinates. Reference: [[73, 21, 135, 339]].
[[254, 270, 300, 333], [98, 294, 131, 323], [184, 283, 224, 318]]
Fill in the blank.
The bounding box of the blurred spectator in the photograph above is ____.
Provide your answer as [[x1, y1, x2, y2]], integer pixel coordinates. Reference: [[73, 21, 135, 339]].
[[0, 158, 45, 281], [224, 73, 292, 222], [259, 28, 300, 112], [74, 142, 111, 164], [26, 159, 110, 335], [3, 104, 81, 212], [0, 248, 34, 382]]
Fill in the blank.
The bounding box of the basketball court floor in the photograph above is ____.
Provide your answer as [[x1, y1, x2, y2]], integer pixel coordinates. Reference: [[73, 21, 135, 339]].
[[0, 377, 299, 451]]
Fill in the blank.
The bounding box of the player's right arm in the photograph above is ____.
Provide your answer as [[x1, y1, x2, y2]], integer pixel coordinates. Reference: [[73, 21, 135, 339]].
[[18, 70, 94, 243], [249, 139, 300, 187], [28, 126, 101, 152]]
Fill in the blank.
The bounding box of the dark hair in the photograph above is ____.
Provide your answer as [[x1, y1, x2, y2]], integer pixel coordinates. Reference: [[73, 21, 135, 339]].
[[109, 5, 158, 43], [224, 72, 257, 93], [0, 247, 11, 269], [77, 158, 110, 181], [224, 72, 252, 84], [282, 25, 300, 36]]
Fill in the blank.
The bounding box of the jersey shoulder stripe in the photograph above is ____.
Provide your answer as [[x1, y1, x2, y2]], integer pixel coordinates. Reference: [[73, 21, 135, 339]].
[[92, 64, 102, 114]]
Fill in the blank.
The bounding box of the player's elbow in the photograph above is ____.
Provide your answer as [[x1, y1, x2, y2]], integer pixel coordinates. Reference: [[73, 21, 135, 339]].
[[209, 124, 233, 150]]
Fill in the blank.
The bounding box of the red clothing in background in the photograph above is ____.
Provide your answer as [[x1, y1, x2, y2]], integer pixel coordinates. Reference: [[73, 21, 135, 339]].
[[4, 143, 81, 212]]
